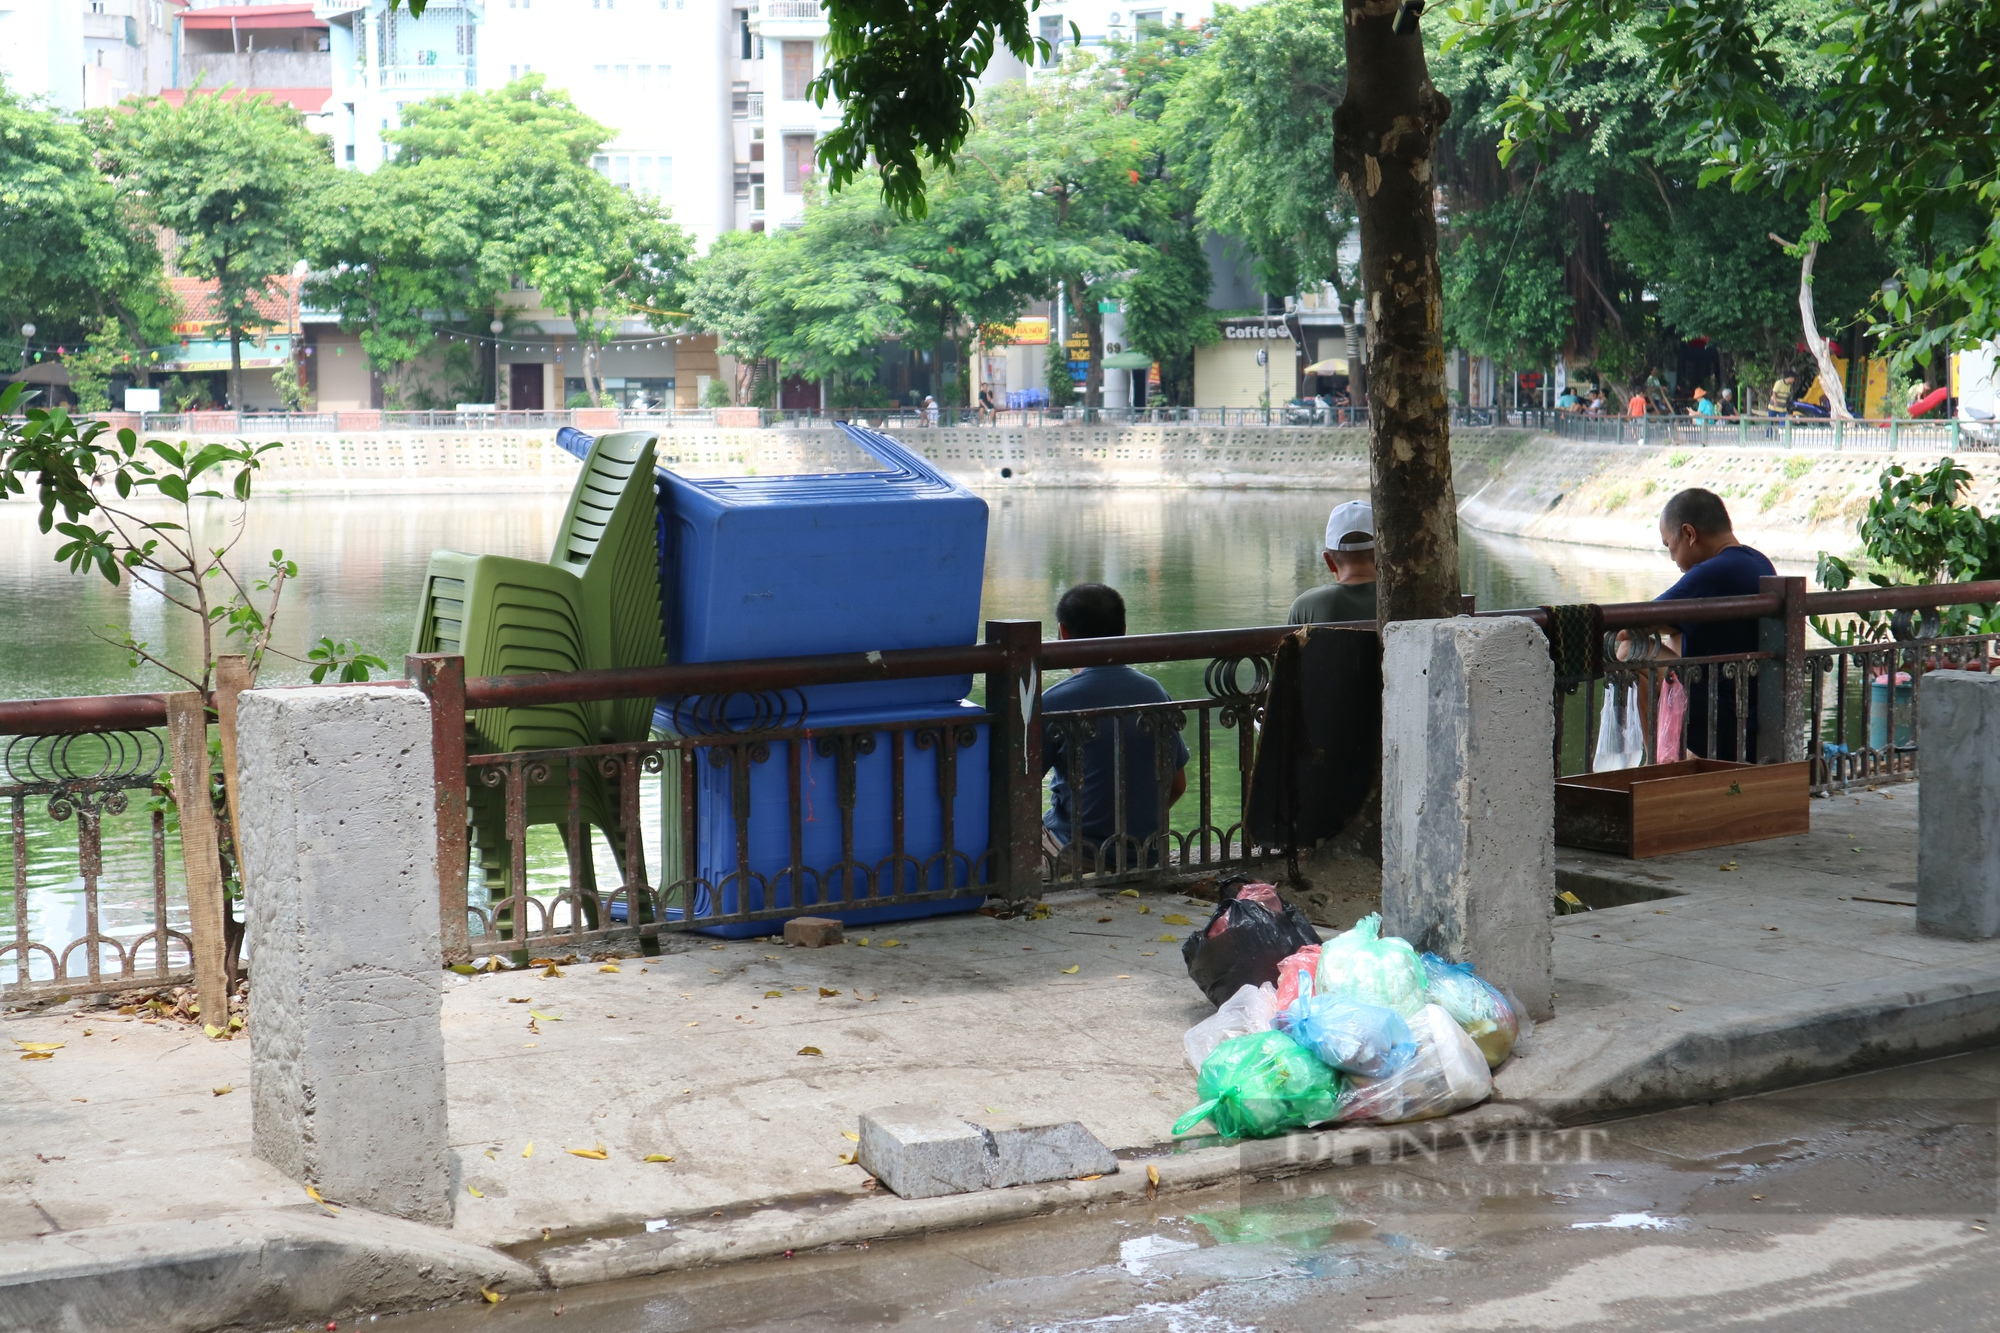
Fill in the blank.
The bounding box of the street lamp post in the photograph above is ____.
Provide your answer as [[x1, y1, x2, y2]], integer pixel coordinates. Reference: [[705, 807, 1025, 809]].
[[20, 322, 35, 374]]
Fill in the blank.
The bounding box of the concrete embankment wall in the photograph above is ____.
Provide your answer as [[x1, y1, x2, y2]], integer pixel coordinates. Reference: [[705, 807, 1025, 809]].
[[69, 423, 1536, 497], [1456, 434, 2000, 562]]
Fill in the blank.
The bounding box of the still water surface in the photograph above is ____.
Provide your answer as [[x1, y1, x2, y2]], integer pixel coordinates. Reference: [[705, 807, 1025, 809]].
[[0, 487, 1692, 970]]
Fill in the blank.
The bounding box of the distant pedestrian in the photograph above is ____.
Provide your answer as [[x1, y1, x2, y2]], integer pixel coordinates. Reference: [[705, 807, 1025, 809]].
[[1717, 387, 1737, 417], [1627, 390, 1647, 417], [978, 385, 998, 424], [922, 395, 940, 426], [1586, 390, 1605, 415], [1687, 387, 1717, 418]]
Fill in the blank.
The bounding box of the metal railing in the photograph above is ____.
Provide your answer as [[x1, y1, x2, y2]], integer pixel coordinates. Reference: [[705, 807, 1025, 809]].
[[11, 580, 2000, 991], [1549, 412, 1975, 452]]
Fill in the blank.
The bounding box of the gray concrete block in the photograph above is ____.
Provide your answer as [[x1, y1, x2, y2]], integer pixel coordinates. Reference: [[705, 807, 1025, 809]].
[[238, 685, 452, 1224], [1381, 616, 1556, 1020], [975, 1117, 1118, 1188], [858, 1106, 1119, 1197], [1917, 671, 2000, 939], [857, 1104, 991, 1199]]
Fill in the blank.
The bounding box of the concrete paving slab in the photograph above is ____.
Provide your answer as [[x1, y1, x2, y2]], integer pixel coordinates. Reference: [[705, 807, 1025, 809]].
[[6, 782, 2000, 1331]]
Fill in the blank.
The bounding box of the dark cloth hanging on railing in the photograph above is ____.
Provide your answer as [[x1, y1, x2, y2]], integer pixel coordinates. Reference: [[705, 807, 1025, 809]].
[[1540, 603, 1605, 680], [1245, 627, 1382, 851]]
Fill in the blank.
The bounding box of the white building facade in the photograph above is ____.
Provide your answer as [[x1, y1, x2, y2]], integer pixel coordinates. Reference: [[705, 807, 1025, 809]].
[[0, 2, 85, 109]]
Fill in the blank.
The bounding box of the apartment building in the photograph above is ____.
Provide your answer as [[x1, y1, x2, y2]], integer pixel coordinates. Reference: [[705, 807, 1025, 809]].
[[0, 3, 85, 108]]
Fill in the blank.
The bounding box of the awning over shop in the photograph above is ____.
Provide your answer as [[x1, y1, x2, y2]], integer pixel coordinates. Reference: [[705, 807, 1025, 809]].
[[1102, 351, 1155, 370], [1303, 357, 1349, 376]]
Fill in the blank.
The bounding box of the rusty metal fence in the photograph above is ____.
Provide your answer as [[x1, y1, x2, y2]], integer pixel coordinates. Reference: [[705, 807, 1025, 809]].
[[7, 579, 2000, 994]]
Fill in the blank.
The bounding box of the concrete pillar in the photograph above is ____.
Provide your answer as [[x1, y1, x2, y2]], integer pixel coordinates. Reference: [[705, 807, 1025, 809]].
[[1917, 672, 2000, 940], [239, 685, 451, 1224], [1381, 616, 1556, 1020]]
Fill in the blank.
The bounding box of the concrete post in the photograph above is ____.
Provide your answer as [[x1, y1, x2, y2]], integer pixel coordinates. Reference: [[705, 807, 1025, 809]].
[[238, 685, 452, 1224], [1917, 672, 2000, 940], [1381, 616, 1556, 1020]]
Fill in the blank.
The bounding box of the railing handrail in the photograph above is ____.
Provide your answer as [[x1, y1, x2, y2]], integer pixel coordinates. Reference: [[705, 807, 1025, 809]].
[[9, 580, 2000, 735]]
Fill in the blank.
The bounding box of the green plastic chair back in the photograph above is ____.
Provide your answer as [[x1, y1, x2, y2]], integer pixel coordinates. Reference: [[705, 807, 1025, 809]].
[[550, 429, 667, 745]]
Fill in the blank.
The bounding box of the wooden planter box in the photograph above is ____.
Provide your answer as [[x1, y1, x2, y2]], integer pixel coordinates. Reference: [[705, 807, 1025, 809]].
[[1555, 759, 1810, 859]]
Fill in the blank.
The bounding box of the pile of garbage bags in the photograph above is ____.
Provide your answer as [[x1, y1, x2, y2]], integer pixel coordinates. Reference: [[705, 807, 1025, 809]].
[[1175, 893, 1530, 1140]]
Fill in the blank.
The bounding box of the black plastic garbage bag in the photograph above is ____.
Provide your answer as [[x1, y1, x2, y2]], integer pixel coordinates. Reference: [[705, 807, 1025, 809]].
[[1183, 880, 1322, 1007]]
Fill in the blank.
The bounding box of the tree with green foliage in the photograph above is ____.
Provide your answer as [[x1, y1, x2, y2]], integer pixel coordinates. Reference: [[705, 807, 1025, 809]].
[[91, 92, 329, 410], [307, 78, 690, 409], [1456, 0, 1998, 390], [63, 316, 138, 413], [0, 80, 173, 365], [1816, 457, 2000, 640]]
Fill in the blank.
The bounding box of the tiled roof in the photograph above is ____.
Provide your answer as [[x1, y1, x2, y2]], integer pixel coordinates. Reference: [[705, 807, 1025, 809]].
[[169, 274, 303, 333]]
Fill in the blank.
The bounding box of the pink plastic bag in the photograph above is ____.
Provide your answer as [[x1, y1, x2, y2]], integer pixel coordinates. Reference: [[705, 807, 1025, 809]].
[[1207, 882, 1285, 938], [1655, 673, 1688, 763], [1276, 944, 1322, 1010]]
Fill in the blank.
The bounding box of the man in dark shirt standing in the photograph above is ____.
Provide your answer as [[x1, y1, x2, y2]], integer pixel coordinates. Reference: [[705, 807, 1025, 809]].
[[1650, 488, 1776, 760], [1288, 500, 1379, 625], [1041, 584, 1189, 870]]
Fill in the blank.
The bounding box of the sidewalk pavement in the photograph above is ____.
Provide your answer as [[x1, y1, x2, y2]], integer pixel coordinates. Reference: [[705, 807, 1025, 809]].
[[5, 782, 1999, 1332]]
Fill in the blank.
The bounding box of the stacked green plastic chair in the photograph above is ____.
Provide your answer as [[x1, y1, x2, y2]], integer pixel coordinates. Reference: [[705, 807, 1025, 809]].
[[411, 430, 667, 946]]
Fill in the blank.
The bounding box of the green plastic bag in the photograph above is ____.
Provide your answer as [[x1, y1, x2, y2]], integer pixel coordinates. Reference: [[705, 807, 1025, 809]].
[[1314, 913, 1428, 1018], [1172, 1030, 1343, 1139]]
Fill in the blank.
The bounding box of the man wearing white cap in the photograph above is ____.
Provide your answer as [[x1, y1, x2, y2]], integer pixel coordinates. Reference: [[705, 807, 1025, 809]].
[[1288, 499, 1378, 625]]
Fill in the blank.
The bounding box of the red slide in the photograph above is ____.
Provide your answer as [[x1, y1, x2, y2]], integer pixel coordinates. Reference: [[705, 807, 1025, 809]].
[[1910, 385, 1950, 417]]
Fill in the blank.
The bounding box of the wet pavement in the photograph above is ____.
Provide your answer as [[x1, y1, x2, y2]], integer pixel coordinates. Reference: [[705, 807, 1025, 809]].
[[366, 1046, 2000, 1333]]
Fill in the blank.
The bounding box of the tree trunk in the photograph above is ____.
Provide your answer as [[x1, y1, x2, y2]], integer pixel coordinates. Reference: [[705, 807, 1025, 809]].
[[1083, 303, 1104, 409], [1334, 0, 1460, 625], [228, 325, 243, 411], [1794, 230, 1852, 422]]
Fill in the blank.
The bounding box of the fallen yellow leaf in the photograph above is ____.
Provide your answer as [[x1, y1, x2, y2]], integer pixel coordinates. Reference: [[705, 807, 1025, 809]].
[[508, 996, 532, 1004], [1156, 935, 1178, 943], [764, 990, 784, 998], [881, 939, 901, 948], [643, 1153, 675, 1163], [228, 1015, 245, 1030], [541, 965, 564, 978], [1116, 974, 1132, 979], [838, 1151, 857, 1165], [1117, 889, 1139, 897], [522, 1142, 535, 1158], [842, 1130, 860, 1142], [600, 964, 621, 973], [19, 1051, 52, 1061], [819, 987, 840, 997], [212, 1084, 234, 1096], [467, 1185, 485, 1198], [1139, 904, 1151, 914], [203, 1024, 224, 1039], [12, 1041, 63, 1054], [1061, 965, 1079, 974], [1161, 914, 1193, 926], [306, 1184, 340, 1215], [855, 937, 871, 946], [1147, 1163, 1161, 1188], [480, 1288, 506, 1305], [529, 1010, 563, 1021], [1077, 1173, 1103, 1181], [798, 1045, 824, 1056], [484, 1149, 496, 1160], [564, 1144, 609, 1160]]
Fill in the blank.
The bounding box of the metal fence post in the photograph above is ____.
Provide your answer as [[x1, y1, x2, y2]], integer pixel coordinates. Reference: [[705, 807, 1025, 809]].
[[1757, 575, 1809, 764], [407, 653, 470, 964], [986, 619, 1044, 902]]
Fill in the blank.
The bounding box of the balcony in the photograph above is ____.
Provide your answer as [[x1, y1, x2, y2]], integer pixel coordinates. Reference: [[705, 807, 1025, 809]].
[[763, 0, 822, 16], [754, 0, 827, 38], [369, 62, 477, 91], [313, 0, 369, 14]]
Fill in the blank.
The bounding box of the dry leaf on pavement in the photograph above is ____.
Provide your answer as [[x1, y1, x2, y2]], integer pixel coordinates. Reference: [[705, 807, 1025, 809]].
[[1061, 965, 1080, 974], [798, 1045, 824, 1056], [643, 1153, 675, 1163], [1161, 914, 1193, 926], [565, 1144, 609, 1160]]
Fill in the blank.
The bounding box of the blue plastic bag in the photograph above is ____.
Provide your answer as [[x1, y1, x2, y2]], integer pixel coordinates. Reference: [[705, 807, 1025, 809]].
[[1418, 953, 1521, 1068], [1276, 992, 1417, 1078]]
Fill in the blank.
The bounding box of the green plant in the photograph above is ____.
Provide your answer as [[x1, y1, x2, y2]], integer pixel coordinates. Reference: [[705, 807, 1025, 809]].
[[566, 391, 594, 408], [701, 377, 732, 408], [1666, 450, 1691, 469], [1043, 335, 1077, 409], [1782, 456, 1814, 481], [1814, 457, 2000, 643], [64, 317, 137, 414], [0, 382, 387, 691], [269, 354, 310, 413]]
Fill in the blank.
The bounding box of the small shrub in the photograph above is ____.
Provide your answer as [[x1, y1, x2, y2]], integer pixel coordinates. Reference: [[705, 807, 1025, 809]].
[[1666, 450, 1691, 469], [1783, 456, 1814, 481]]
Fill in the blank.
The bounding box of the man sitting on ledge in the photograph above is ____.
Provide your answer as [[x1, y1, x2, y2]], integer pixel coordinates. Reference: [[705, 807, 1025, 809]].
[[1041, 583, 1188, 870], [1637, 487, 1776, 761], [1289, 500, 1378, 626]]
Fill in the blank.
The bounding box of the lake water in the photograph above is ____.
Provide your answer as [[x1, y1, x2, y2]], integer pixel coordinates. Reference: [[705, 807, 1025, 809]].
[[0, 486, 1691, 974]]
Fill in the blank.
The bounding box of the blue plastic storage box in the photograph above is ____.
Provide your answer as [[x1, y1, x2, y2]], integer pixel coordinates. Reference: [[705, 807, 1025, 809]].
[[657, 423, 988, 712], [620, 699, 990, 938]]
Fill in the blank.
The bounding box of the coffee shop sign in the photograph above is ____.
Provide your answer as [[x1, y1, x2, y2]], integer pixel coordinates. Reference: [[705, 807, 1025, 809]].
[[1220, 321, 1292, 340]]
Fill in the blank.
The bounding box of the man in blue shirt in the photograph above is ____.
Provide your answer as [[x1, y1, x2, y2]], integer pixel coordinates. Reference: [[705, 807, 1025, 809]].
[[1650, 488, 1775, 760], [1041, 584, 1189, 871]]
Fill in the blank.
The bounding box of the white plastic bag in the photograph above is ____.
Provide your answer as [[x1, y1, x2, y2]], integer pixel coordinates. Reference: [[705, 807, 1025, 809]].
[[1593, 680, 1647, 771], [1183, 982, 1278, 1072], [1336, 1004, 1493, 1124]]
